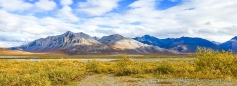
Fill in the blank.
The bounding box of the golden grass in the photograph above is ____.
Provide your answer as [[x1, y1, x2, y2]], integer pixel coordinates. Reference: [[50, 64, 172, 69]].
[[0, 60, 86, 86], [0, 48, 33, 56], [0, 48, 237, 85], [0, 49, 66, 58]]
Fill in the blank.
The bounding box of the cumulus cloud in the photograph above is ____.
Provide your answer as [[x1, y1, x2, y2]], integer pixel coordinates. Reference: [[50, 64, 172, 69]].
[[0, 9, 80, 47], [0, 10, 50, 34], [0, 41, 27, 47], [35, 0, 57, 11], [57, 6, 79, 22], [78, 0, 121, 16], [169, 0, 179, 2], [129, 0, 157, 8], [0, 0, 33, 11], [60, 0, 73, 6], [1, 0, 237, 47], [77, 0, 237, 43]]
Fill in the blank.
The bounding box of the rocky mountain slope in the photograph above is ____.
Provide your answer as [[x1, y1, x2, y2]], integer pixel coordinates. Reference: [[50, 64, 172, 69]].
[[99, 34, 177, 54], [134, 35, 221, 53], [220, 36, 237, 52], [11, 31, 108, 54], [11, 31, 177, 54], [163, 37, 221, 53], [12, 31, 236, 54], [133, 35, 164, 47]]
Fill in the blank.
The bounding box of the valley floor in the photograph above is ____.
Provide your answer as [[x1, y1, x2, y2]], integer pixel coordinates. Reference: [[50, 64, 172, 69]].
[[1, 48, 237, 86], [77, 74, 237, 86]]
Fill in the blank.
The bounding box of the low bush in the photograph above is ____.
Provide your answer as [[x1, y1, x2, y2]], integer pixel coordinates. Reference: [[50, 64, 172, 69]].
[[115, 55, 142, 76], [0, 60, 86, 86], [156, 62, 174, 74], [86, 60, 113, 73], [1, 49, 237, 85], [195, 47, 237, 78]]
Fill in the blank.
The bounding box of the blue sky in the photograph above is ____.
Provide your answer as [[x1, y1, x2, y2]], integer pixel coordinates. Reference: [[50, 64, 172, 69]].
[[0, 0, 237, 47]]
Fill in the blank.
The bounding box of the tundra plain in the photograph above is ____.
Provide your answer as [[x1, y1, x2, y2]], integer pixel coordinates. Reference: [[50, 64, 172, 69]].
[[1, 48, 237, 85]]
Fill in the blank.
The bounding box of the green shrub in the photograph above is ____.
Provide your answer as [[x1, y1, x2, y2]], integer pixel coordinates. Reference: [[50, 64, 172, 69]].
[[195, 47, 237, 78], [0, 60, 86, 86], [48, 68, 85, 85], [156, 62, 174, 74], [2, 50, 237, 85], [115, 55, 142, 76], [86, 60, 109, 73]]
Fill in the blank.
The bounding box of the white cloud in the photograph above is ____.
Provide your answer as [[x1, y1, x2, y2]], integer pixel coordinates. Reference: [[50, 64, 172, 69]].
[[0, 0, 33, 11], [39, 17, 80, 32], [0, 41, 26, 47], [60, 0, 73, 6], [77, 0, 237, 43], [35, 0, 57, 11], [0, 9, 81, 47], [57, 6, 79, 22], [122, 0, 237, 42], [129, 0, 157, 8], [0, 10, 54, 40], [169, 0, 179, 2], [78, 0, 121, 16], [1, 0, 237, 47]]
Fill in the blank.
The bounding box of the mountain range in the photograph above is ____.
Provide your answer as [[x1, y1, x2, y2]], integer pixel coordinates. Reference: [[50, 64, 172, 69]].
[[134, 35, 221, 53], [10, 31, 237, 54], [219, 36, 237, 52], [11, 31, 177, 55]]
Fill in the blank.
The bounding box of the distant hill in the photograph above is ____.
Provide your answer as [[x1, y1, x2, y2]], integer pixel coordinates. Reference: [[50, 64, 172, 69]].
[[11, 31, 236, 54], [99, 34, 177, 54], [134, 35, 221, 53], [162, 37, 221, 53], [220, 36, 237, 52], [0, 48, 33, 56], [133, 35, 165, 47], [11, 31, 110, 54], [11, 31, 177, 55]]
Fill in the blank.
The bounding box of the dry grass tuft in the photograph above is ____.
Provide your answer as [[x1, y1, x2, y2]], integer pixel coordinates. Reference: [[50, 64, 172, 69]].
[[1, 48, 237, 85]]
